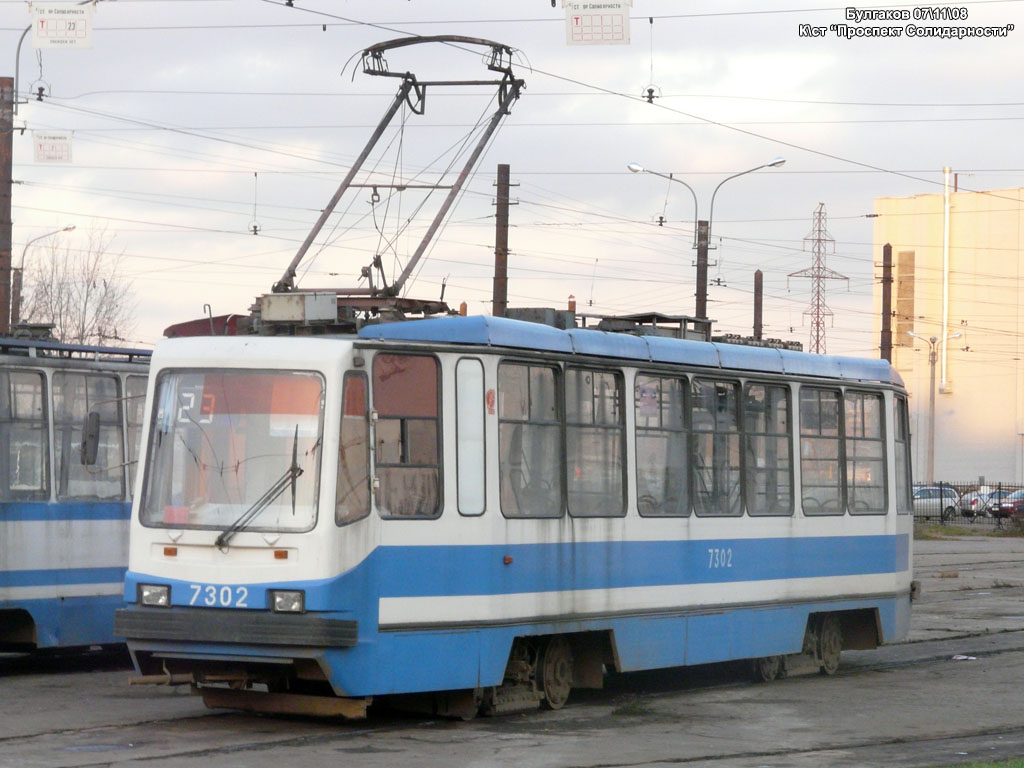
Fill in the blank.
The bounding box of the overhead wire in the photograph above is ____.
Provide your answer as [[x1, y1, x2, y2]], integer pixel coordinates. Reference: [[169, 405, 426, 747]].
[[11, 0, 1024, 344]]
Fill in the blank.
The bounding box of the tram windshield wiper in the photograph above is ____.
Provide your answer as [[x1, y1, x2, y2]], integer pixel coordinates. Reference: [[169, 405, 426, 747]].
[[215, 426, 303, 550]]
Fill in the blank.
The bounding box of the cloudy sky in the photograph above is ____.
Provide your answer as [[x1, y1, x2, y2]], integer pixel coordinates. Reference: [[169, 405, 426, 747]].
[[5, 0, 1023, 352]]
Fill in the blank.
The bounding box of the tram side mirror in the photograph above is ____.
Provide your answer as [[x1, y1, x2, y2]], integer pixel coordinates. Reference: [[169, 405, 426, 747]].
[[81, 411, 101, 466]]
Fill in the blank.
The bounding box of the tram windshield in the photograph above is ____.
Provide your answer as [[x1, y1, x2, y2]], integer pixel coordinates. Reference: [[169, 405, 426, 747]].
[[140, 370, 324, 533]]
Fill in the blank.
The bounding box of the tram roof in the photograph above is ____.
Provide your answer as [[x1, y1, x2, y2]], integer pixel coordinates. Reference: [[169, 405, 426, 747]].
[[0, 336, 152, 362], [358, 316, 903, 386]]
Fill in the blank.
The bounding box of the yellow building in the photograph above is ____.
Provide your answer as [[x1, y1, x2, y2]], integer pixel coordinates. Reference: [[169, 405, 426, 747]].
[[873, 178, 1024, 484]]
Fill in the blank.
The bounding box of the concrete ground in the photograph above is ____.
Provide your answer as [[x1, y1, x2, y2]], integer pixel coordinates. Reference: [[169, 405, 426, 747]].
[[2, 533, 1023, 768]]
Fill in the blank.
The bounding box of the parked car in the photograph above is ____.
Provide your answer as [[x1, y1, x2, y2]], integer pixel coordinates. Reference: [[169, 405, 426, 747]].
[[912, 485, 961, 522], [959, 488, 1016, 519], [958, 491, 991, 519], [990, 488, 1024, 519], [959, 489, 1008, 519]]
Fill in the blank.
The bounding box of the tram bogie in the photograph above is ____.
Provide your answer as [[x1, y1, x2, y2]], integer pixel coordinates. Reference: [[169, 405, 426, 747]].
[[115, 316, 914, 718]]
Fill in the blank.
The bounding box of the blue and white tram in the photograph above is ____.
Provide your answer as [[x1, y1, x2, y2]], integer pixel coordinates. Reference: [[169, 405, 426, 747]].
[[115, 315, 914, 717], [0, 337, 150, 650]]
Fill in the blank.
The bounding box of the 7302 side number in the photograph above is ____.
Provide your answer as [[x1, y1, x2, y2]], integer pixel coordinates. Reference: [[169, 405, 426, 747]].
[[188, 584, 249, 608], [707, 547, 733, 569]]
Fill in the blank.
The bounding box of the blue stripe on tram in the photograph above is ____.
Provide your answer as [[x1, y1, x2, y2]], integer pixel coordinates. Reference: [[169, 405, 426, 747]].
[[0, 567, 128, 588], [375, 535, 910, 598], [0, 502, 131, 522]]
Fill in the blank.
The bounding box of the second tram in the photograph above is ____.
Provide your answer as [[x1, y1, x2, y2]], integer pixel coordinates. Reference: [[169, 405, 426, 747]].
[[0, 337, 150, 650]]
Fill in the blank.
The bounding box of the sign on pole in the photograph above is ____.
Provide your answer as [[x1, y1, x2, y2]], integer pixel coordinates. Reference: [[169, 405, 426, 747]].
[[33, 130, 73, 163], [564, 1, 632, 46], [32, 3, 95, 49]]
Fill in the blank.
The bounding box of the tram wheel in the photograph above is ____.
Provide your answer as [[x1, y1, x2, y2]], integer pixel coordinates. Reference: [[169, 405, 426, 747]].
[[537, 635, 574, 710], [751, 655, 784, 683], [817, 614, 842, 676]]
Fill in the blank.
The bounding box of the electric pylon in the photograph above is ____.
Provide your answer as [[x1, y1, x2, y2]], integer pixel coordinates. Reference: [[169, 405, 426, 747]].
[[788, 202, 847, 354]]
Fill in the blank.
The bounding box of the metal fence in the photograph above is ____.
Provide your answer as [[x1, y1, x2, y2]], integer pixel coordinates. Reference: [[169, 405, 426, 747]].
[[912, 481, 1024, 527]]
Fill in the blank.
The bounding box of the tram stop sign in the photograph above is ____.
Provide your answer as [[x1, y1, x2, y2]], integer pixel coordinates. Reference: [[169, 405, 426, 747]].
[[31, 3, 95, 49], [563, 0, 632, 45]]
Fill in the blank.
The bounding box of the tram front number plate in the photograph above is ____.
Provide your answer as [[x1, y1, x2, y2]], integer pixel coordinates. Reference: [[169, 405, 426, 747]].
[[188, 584, 250, 608]]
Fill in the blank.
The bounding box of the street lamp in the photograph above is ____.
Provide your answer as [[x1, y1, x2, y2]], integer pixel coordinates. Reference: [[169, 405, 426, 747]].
[[11, 225, 75, 326], [628, 157, 785, 318], [626, 162, 699, 247], [907, 330, 961, 484]]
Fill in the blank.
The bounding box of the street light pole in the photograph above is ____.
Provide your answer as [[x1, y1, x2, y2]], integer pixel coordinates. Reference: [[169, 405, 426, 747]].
[[11, 225, 75, 327], [628, 158, 785, 320], [908, 330, 960, 483], [626, 163, 697, 246]]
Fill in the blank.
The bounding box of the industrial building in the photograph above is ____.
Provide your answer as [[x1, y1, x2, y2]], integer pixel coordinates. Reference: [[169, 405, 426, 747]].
[[873, 175, 1024, 483]]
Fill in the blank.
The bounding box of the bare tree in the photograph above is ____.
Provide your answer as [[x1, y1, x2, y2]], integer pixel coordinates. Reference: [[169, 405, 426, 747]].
[[20, 228, 137, 345]]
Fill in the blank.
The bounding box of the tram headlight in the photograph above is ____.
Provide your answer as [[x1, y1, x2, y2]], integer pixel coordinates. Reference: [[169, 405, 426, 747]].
[[139, 584, 170, 607], [270, 590, 305, 613]]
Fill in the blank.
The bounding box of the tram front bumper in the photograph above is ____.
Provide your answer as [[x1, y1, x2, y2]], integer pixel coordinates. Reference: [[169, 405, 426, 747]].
[[114, 606, 358, 647]]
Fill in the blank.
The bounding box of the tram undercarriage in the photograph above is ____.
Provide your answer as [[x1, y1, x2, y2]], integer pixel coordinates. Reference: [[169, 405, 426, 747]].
[[126, 610, 876, 719]]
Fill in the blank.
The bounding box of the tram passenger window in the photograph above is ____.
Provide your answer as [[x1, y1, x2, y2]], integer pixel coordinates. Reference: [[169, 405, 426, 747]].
[[337, 373, 370, 525], [567, 368, 625, 517], [0, 370, 49, 501], [54, 372, 125, 500], [373, 354, 440, 518], [498, 363, 562, 518], [894, 395, 912, 514], [743, 383, 793, 516], [800, 387, 843, 515], [125, 375, 147, 494], [846, 391, 886, 514], [635, 375, 688, 516], [692, 379, 742, 516], [456, 359, 485, 516]]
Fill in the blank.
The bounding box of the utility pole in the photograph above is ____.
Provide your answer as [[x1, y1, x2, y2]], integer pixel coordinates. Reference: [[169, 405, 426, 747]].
[[492, 163, 510, 317], [753, 269, 763, 340], [880, 243, 893, 362], [1, 77, 13, 336], [926, 337, 937, 483], [695, 220, 709, 318], [788, 203, 847, 354]]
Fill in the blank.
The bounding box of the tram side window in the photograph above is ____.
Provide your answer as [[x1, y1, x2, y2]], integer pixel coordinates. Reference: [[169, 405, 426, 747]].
[[846, 391, 886, 514], [125, 375, 147, 494], [894, 395, 912, 513], [566, 368, 625, 517], [372, 354, 440, 518], [54, 372, 125, 500], [337, 372, 370, 525], [0, 370, 49, 501], [800, 387, 843, 515], [498, 362, 562, 518], [744, 383, 793, 516], [692, 379, 742, 516], [455, 359, 486, 516], [635, 374, 688, 516]]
